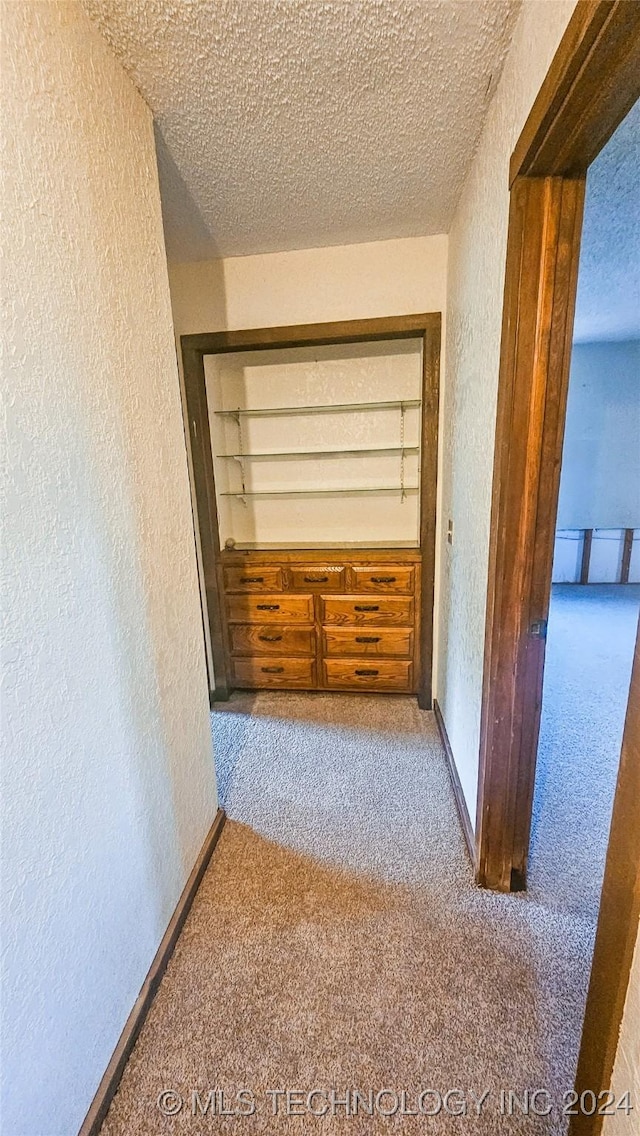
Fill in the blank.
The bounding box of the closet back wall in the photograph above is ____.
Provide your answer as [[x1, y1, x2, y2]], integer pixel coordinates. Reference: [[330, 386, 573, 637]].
[[168, 234, 448, 692]]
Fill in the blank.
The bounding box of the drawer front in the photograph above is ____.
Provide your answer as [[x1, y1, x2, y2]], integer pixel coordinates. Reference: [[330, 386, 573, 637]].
[[288, 565, 345, 592], [224, 566, 283, 592], [230, 624, 315, 656], [324, 659, 413, 691], [227, 594, 314, 624], [232, 656, 315, 688], [349, 565, 415, 593], [323, 627, 413, 658], [321, 595, 413, 626]]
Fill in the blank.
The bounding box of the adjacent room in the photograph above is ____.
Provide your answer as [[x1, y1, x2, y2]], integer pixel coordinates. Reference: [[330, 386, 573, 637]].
[[530, 101, 640, 917]]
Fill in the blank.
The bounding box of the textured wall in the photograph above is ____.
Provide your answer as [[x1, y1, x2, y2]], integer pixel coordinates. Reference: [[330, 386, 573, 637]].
[[1, 4, 217, 1134], [437, 0, 578, 823], [169, 234, 447, 690], [604, 918, 640, 1134], [557, 341, 640, 529]]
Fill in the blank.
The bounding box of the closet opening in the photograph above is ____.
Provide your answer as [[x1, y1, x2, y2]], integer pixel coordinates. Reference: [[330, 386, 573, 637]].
[[181, 314, 440, 709]]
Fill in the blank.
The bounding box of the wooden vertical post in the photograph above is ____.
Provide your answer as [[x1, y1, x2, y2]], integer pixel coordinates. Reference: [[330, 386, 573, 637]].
[[620, 528, 633, 583], [580, 528, 593, 584]]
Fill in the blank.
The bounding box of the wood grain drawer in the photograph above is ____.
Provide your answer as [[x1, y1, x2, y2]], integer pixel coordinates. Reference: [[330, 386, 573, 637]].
[[287, 565, 345, 591], [224, 566, 283, 592], [348, 565, 415, 593], [230, 624, 315, 656], [324, 658, 413, 691], [232, 656, 315, 688], [321, 595, 413, 626], [323, 627, 413, 657], [227, 594, 314, 624]]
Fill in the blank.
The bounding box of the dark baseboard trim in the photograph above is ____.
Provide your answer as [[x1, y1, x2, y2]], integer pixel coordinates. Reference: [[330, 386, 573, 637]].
[[78, 807, 226, 1136], [210, 687, 230, 707], [433, 699, 476, 869]]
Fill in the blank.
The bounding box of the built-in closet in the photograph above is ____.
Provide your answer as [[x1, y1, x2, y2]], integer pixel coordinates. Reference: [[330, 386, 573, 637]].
[[182, 315, 440, 706]]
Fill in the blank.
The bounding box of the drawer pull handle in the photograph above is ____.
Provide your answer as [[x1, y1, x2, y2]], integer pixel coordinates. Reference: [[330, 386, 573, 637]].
[[261, 666, 284, 673], [257, 603, 280, 611], [355, 669, 379, 676], [355, 604, 379, 612], [240, 576, 264, 584], [356, 636, 381, 643], [258, 634, 282, 642], [371, 576, 396, 583], [304, 575, 328, 583]]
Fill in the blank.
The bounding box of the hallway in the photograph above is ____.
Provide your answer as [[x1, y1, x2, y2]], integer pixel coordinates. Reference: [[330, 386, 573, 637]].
[[100, 692, 600, 1135]]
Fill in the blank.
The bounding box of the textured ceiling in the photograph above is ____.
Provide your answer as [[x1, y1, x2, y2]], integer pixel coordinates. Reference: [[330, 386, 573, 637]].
[[573, 99, 640, 343], [82, 0, 521, 260]]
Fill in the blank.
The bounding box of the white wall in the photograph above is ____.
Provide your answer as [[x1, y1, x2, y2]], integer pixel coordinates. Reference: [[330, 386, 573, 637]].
[[437, 0, 578, 825], [206, 340, 423, 549], [604, 917, 640, 1135], [557, 341, 640, 529], [1, 4, 217, 1134], [169, 234, 447, 688], [169, 235, 447, 334]]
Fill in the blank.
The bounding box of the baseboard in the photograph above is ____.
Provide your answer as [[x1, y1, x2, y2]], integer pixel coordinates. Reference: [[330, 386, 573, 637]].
[[209, 687, 230, 707], [433, 700, 476, 869], [78, 807, 226, 1136]]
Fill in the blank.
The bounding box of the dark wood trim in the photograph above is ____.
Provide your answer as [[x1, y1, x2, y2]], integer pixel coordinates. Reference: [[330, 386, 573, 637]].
[[418, 317, 441, 709], [182, 313, 440, 356], [182, 346, 230, 699], [477, 175, 585, 891], [620, 528, 633, 584], [209, 687, 230, 707], [569, 626, 640, 1136], [434, 699, 476, 868], [78, 809, 226, 1136], [580, 528, 593, 584], [182, 313, 440, 708], [480, 1, 640, 1121], [510, 1, 640, 183], [479, 0, 640, 892]]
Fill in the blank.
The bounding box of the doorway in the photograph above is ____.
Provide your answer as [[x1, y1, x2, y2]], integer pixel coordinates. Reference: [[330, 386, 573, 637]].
[[477, 2, 640, 1129], [181, 314, 441, 709], [476, 1, 640, 892], [527, 103, 640, 917]]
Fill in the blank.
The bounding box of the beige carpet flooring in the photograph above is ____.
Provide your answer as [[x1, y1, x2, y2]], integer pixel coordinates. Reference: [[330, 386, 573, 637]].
[[99, 689, 602, 1136]]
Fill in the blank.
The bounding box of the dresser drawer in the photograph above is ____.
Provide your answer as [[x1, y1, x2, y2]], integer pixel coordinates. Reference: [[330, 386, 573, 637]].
[[224, 566, 283, 592], [348, 565, 415, 593], [323, 627, 413, 658], [227, 594, 314, 624], [287, 565, 345, 591], [232, 656, 315, 688], [230, 624, 315, 656], [323, 659, 413, 691], [321, 595, 413, 626]]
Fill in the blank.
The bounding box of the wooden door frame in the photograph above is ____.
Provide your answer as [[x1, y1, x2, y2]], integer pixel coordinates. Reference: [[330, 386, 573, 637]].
[[477, 0, 640, 890], [181, 312, 441, 707], [477, 2, 640, 1130]]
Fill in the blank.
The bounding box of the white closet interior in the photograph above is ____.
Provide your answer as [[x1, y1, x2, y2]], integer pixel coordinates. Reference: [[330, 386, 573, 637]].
[[204, 337, 423, 549]]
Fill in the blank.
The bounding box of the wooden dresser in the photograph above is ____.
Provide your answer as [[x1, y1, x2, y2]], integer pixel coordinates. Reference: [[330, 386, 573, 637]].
[[219, 548, 421, 694]]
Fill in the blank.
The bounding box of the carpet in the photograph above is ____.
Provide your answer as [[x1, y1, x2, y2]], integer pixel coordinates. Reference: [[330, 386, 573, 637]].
[[99, 585, 639, 1136], [529, 584, 640, 917]]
